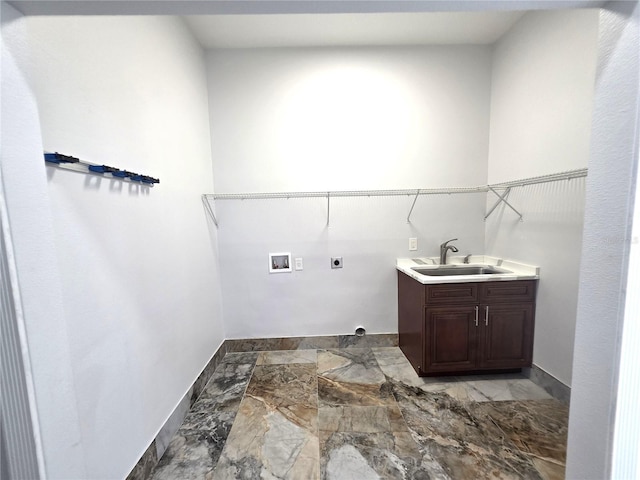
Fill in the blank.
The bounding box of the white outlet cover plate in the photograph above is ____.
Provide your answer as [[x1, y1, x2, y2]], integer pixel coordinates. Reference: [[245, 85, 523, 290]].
[[295, 258, 303, 270], [409, 238, 418, 251]]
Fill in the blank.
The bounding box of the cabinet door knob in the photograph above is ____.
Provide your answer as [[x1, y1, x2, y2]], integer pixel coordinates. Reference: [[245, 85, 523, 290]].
[[485, 305, 489, 326], [475, 306, 479, 327]]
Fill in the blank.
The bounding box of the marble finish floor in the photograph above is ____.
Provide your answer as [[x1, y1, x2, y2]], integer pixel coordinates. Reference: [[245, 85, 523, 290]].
[[151, 347, 568, 480]]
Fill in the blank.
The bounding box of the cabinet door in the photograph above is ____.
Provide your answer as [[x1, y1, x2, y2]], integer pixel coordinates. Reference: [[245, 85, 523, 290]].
[[478, 304, 534, 369], [424, 306, 479, 373]]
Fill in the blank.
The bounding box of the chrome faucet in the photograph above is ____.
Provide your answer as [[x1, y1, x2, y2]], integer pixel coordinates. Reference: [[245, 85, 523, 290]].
[[439, 238, 459, 265]]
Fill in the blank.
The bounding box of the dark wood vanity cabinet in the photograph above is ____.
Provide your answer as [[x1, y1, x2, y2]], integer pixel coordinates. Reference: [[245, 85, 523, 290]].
[[398, 271, 537, 376]]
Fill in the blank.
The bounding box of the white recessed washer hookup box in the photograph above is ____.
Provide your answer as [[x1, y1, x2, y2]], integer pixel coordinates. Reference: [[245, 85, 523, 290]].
[[269, 252, 292, 273]]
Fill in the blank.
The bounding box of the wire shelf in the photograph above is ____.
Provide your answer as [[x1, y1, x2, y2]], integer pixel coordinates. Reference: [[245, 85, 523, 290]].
[[201, 168, 588, 226]]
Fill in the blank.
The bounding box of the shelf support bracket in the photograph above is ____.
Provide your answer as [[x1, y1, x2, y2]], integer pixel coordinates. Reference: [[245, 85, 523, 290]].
[[326, 192, 330, 227], [407, 190, 421, 223], [201, 195, 219, 228], [484, 186, 523, 222]]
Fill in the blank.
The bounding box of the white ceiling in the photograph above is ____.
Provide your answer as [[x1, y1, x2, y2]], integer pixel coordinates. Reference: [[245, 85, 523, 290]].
[[184, 11, 527, 49]]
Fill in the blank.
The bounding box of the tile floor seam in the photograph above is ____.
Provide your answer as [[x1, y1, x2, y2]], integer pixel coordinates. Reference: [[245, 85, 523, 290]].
[[372, 352, 414, 437], [207, 353, 259, 478], [372, 349, 410, 435]]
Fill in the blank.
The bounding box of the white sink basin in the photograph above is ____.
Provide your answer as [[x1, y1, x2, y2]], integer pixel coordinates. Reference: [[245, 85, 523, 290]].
[[411, 265, 512, 276], [397, 256, 539, 284]]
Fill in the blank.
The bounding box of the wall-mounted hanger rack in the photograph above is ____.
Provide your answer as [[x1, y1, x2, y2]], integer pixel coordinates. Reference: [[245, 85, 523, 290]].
[[201, 168, 587, 228], [44, 152, 160, 185]]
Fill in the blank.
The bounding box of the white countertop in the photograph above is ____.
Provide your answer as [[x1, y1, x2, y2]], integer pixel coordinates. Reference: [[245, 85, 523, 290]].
[[396, 255, 540, 284]]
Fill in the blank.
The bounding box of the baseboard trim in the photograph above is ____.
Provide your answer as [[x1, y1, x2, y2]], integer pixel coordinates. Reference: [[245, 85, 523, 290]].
[[523, 364, 571, 405], [125, 340, 227, 480], [226, 333, 398, 352]]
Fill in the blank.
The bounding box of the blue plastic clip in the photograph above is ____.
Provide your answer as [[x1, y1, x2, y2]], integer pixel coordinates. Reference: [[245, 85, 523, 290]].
[[44, 152, 79, 164], [88, 165, 108, 173], [111, 170, 127, 178], [44, 153, 61, 164]]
